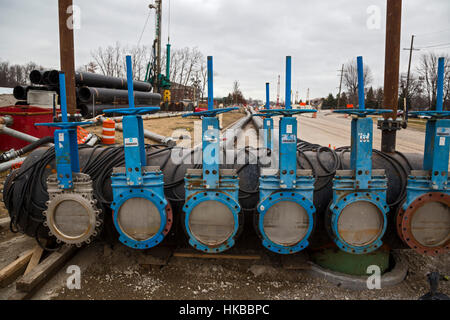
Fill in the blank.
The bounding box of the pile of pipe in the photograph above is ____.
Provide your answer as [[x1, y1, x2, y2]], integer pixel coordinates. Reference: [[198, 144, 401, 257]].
[[13, 70, 161, 118]]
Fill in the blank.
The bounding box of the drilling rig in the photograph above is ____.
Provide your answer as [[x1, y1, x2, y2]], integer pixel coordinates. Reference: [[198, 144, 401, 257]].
[[145, 0, 171, 109]]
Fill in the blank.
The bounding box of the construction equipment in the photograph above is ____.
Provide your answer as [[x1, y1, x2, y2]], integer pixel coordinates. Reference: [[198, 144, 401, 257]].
[[254, 56, 317, 254], [146, 0, 171, 95], [104, 56, 172, 250], [181, 56, 241, 253], [327, 56, 392, 254], [396, 57, 450, 256]]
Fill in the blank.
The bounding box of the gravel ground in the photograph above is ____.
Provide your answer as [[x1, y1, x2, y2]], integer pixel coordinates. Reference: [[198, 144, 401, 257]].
[[51, 242, 449, 300]]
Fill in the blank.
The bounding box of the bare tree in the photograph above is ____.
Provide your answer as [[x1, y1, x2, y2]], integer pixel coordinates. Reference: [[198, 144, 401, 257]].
[[343, 59, 373, 106], [91, 42, 124, 78], [416, 52, 450, 109], [91, 43, 207, 87], [0, 60, 42, 87]]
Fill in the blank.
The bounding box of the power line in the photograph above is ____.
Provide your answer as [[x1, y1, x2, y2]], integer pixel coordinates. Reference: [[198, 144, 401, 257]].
[[137, 10, 152, 47], [417, 42, 450, 49], [414, 28, 450, 37], [421, 45, 450, 51], [168, 0, 171, 43]]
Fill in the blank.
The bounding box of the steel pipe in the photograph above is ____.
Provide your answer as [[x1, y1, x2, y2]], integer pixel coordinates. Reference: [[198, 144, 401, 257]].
[[33, 69, 154, 92], [0, 157, 26, 172], [99, 116, 175, 147], [0, 124, 41, 143], [79, 86, 161, 105]]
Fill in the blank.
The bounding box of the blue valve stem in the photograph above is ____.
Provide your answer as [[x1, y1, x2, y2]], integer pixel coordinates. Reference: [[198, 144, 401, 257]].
[[285, 56, 292, 110], [265, 82, 270, 110], [59, 73, 68, 122], [436, 57, 445, 112], [357, 56, 365, 111], [207, 56, 213, 111], [126, 55, 135, 108]]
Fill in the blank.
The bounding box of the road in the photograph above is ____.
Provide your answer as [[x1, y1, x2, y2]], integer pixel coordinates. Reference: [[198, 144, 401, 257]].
[[279, 111, 426, 154]]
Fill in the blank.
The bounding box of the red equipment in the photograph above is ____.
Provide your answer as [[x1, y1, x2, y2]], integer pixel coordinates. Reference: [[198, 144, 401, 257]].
[[0, 106, 57, 150]]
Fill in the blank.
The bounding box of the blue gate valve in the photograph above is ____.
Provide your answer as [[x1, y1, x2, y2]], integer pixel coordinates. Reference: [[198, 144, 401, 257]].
[[36, 72, 102, 246], [397, 57, 450, 255], [254, 56, 317, 254], [104, 55, 172, 250], [181, 56, 241, 253], [329, 56, 392, 254]]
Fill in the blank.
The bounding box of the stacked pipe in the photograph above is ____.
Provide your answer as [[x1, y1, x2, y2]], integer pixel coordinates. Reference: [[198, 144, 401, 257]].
[[13, 70, 161, 118]]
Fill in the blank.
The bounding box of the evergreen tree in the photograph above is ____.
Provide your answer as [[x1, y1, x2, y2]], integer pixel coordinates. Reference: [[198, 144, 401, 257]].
[[323, 93, 336, 109], [366, 87, 376, 108], [340, 92, 348, 108], [375, 87, 383, 109]]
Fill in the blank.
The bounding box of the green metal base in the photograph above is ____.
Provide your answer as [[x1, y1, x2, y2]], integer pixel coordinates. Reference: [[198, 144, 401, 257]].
[[310, 245, 390, 276]]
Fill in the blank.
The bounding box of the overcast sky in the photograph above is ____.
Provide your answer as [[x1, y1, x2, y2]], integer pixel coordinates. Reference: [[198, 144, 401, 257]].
[[0, 0, 449, 100]]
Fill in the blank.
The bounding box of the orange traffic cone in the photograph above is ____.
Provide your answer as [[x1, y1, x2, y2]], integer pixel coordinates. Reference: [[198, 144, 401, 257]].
[[102, 118, 116, 145]]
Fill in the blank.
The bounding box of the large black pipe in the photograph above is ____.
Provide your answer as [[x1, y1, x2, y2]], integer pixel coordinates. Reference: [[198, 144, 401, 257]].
[[3, 144, 422, 249], [12, 86, 28, 100], [37, 70, 153, 92], [13, 85, 59, 101], [29, 70, 51, 85], [78, 87, 161, 106]]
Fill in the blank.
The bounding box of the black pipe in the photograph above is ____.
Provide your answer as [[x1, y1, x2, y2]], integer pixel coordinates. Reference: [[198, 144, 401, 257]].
[[3, 143, 423, 250], [13, 86, 28, 100], [43, 70, 152, 92], [78, 86, 161, 106], [42, 71, 51, 85], [13, 85, 59, 101], [29, 70, 53, 85]]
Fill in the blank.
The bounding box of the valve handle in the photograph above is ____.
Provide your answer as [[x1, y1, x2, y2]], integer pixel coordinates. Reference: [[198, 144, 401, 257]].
[[333, 109, 392, 116], [408, 110, 450, 118], [36, 121, 93, 129], [254, 108, 317, 118], [183, 107, 239, 118], [103, 106, 160, 116]]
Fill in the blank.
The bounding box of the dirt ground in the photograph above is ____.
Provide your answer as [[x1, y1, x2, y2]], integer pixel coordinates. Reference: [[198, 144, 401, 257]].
[[0, 94, 16, 107], [87, 111, 245, 147]]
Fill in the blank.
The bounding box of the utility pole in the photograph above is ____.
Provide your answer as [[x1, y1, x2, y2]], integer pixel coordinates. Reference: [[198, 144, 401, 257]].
[[336, 64, 344, 109], [403, 35, 420, 120], [58, 0, 77, 116], [380, 0, 403, 153]]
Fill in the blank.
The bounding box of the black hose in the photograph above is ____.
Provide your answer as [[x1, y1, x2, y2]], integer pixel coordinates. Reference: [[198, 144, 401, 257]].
[[0, 136, 54, 163]]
